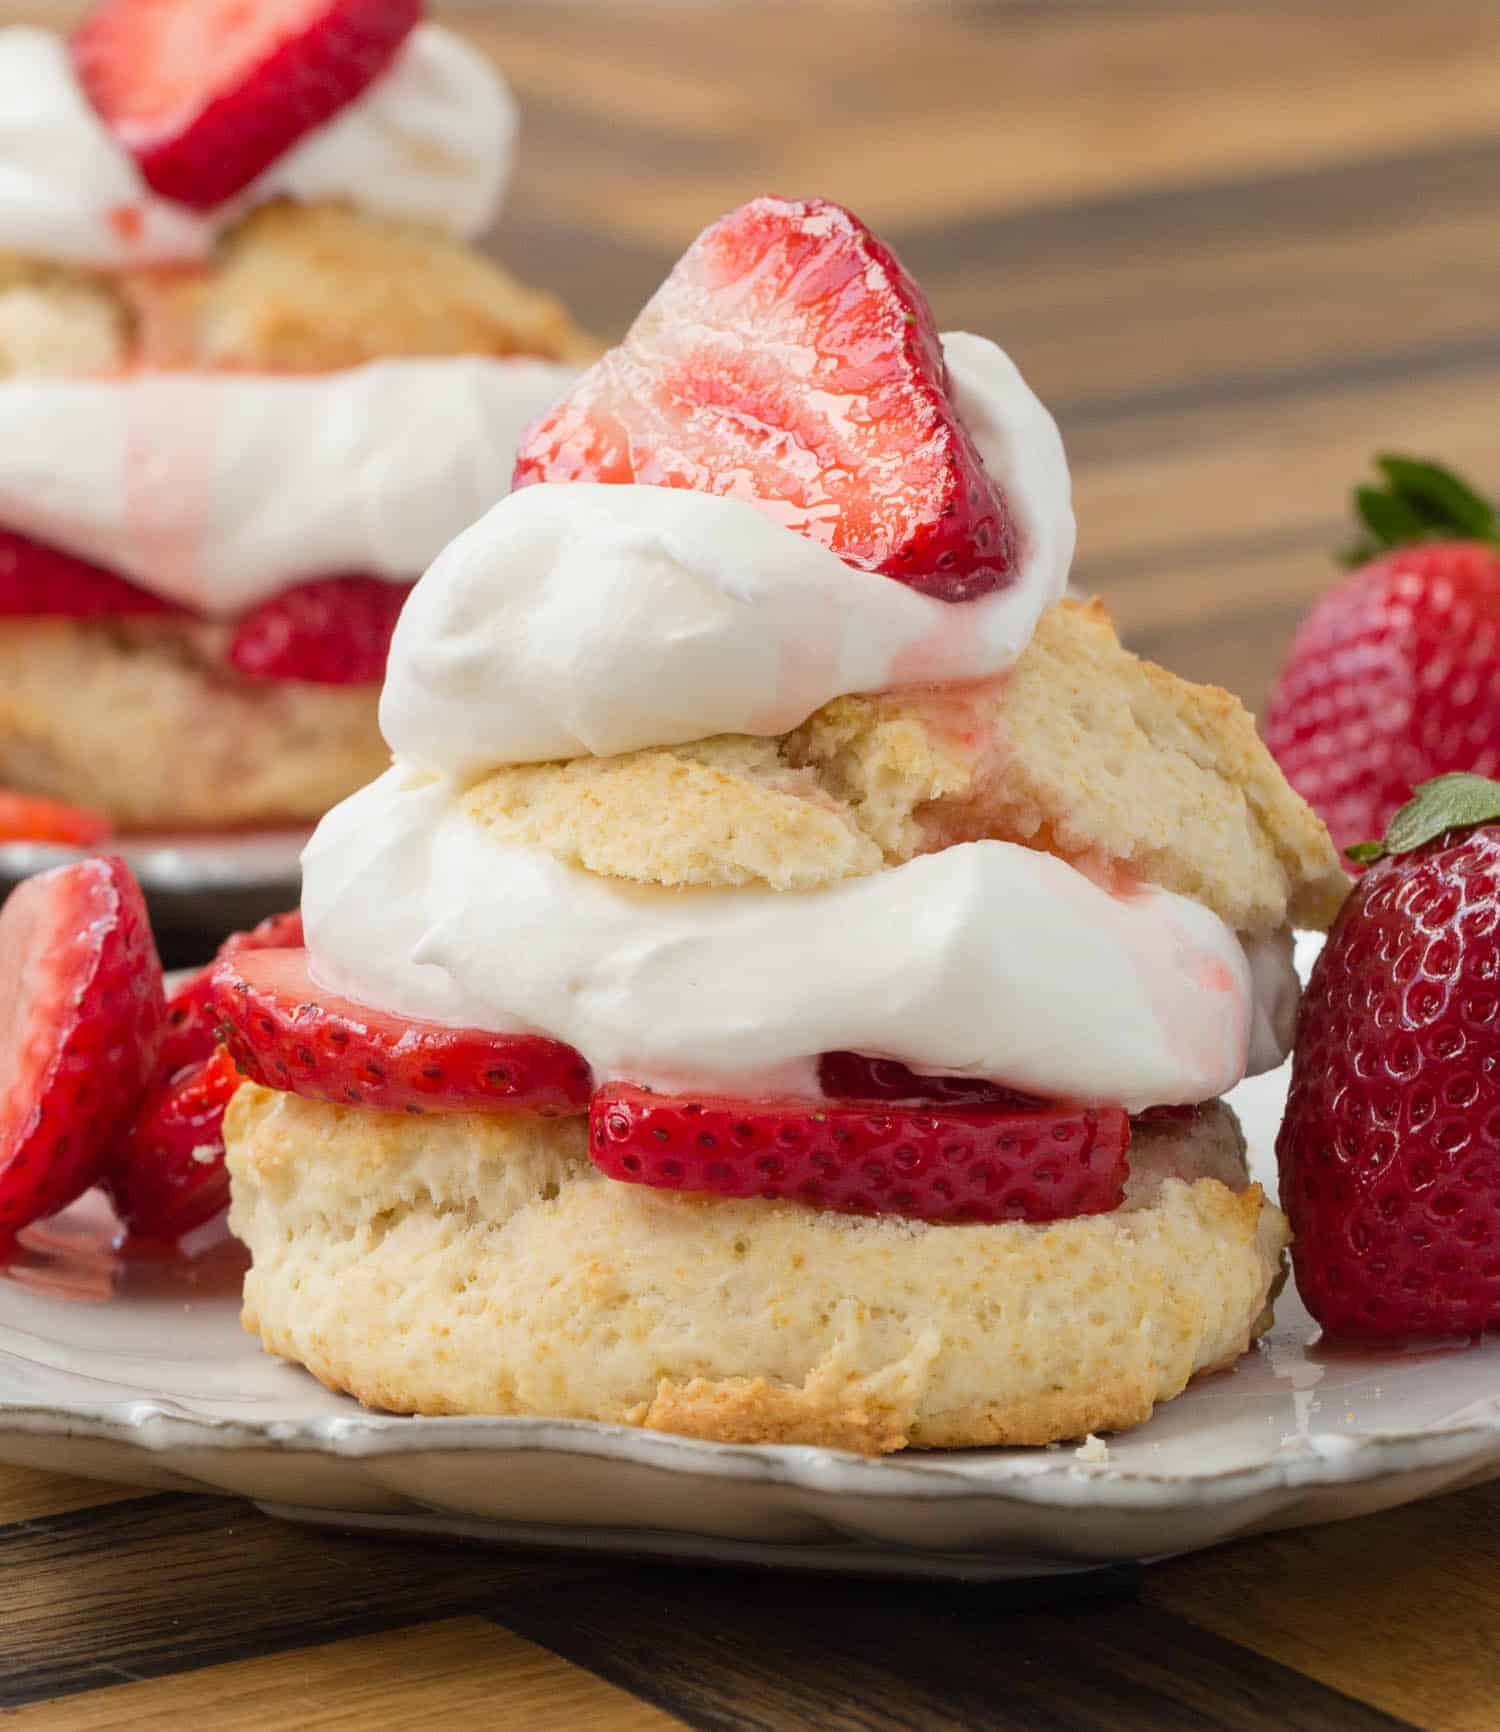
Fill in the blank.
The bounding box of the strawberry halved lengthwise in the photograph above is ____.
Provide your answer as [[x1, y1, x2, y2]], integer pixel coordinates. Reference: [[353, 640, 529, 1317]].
[[209, 947, 594, 1116], [71, 0, 424, 210], [0, 857, 166, 1240], [513, 195, 1018, 603], [589, 1083, 1130, 1225]]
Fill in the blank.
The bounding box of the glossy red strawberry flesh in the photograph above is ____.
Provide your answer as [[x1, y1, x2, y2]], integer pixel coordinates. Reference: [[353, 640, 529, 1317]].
[[0, 857, 166, 1239], [160, 909, 304, 1077], [105, 1044, 241, 1243], [513, 196, 1017, 602], [209, 947, 593, 1116], [227, 575, 411, 684], [1278, 826, 1500, 1336], [1265, 543, 1500, 855], [589, 1084, 1129, 1225], [0, 527, 183, 618], [71, 0, 423, 211]]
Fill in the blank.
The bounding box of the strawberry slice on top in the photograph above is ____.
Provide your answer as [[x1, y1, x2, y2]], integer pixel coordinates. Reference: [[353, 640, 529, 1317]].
[[589, 1084, 1128, 1226], [0, 528, 184, 620], [228, 575, 412, 685], [513, 196, 1017, 603], [71, 0, 423, 211], [209, 946, 594, 1116]]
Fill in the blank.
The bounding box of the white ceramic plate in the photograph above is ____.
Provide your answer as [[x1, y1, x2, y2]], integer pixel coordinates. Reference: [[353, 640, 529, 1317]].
[[3, 945, 1499, 1579]]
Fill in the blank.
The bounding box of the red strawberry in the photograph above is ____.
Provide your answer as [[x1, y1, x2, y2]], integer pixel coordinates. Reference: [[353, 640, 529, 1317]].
[[0, 790, 113, 848], [816, 1051, 1042, 1108], [105, 1045, 242, 1243], [589, 1084, 1129, 1225], [1265, 455, 1500, 856], [209, 946, 593, 1115], [0, 528, 182, 618], [71, 0, 423, 211], [1277, 774, 1500, 1336], [513, 196, 1017, 603], [0, 857, 165, 1239], [160, 908, 304, 1076], [227, 575, 411, 685]]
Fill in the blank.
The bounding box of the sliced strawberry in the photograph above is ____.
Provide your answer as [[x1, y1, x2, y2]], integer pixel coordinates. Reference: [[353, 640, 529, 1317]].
[[160, 908, 304, 1076], [227, 575, 411, 685], [816, 1051, 1042, 1108], [104, 1044, 241, 1244], [71, 0, 423, 211], [589, 1085, 1129, 1225], [513, 196, 1017, 603], [0, 857, 165, 1239], [209, 947, 593, 1115], [0, 528, 182, 618], [0, 790, 113, 848]]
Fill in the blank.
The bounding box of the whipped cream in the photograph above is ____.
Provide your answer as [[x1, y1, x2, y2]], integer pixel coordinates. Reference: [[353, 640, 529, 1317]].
[[303, 766, 1297, 1111], [0, 359, 576, 615], [0, 24, 513, 268], [300, 323, 1298, 1115], [382, 333, 1075, 774]]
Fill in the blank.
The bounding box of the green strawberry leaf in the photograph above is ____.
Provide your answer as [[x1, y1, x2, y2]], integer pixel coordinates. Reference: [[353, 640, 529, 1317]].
[[1346, 772, 1500, 864], [1354, 483, 1432, 549], [1377, 455, 1496, 540], [1341, 454, 1498, 567]]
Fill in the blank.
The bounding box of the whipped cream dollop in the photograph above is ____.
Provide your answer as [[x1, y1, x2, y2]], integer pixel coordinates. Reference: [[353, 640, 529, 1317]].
[[0, 24, 514, 268], [384, 333, 1074, 773], [304, 767, 1298, 1111], [0, 359, 576, 614], [302, 328, 1296, 1110]]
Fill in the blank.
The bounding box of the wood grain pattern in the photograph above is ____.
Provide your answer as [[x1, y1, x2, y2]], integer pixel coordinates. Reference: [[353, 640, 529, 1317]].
[[493, 1566, 1415, 1731], [2, 2, 1500, 1727], [0, 1462, 138, 1524], [1147, 1482, 1500, 1732], [0, 1493, 604, 1709], [7, 1618, 687, 1731]]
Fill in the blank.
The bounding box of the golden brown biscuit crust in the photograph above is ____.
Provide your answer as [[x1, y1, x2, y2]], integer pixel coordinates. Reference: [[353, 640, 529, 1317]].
[[226, 1087, 1289, 1454]]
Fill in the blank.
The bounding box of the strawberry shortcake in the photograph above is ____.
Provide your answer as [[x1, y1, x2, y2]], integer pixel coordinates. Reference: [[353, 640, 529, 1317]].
[[207, 198, 1348, 1452], [0, 0, 586, 832]]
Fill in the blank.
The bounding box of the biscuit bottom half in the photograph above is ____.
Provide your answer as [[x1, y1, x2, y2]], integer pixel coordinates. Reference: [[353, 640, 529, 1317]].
[[226, 1084, 1290, 1454], [0, 620, 390, 829]]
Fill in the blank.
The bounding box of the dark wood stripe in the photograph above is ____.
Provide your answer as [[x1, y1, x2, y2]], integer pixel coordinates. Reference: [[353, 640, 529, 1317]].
[[489, 1567, 1416, 1732], [898, 136, 1500, 282], [1056, 332, 1500, 438], [0, 1493, 604, 1710]]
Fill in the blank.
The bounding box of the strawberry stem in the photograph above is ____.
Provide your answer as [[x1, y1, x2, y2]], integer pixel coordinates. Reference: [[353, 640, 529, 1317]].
[[1341, 454, 1498, 567], [1345, 771, 1500, 864]]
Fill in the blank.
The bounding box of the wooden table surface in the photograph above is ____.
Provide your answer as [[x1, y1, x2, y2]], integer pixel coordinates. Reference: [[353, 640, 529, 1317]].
[[5, 2, 1500, 1727]]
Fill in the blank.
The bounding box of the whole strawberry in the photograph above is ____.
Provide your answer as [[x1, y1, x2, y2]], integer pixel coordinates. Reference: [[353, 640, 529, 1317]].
[[1278, 774, 1500, 1336], [1264, 455, 1500, 856]]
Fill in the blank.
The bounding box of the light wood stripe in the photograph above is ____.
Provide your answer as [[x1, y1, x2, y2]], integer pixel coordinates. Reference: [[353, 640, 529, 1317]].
[[1146, 1481, 1500, 1732], [7, 1617, 687, 1731], [0, 1463, 139, 1525]]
